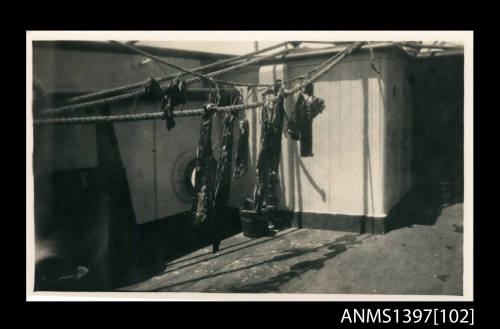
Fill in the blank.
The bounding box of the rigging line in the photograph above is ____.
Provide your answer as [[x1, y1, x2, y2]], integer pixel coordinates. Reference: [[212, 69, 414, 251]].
[[152, 62, 159, 220], [208, 78, 271, 88], [66, 41, 292, 105], [155, 55, 267, 89], [281, 49, 344, 85], [397, 42, 463, 50], [157, 58, 270, 88], [110, 41, 220, 84], [288, 42, 364, 94], [182, 48, 291, 85], [152, 106, 158, 221], [368, 42, 380, 74], [156, 61, 170, 76], [40, 48, 291, 116], [130, 93, 140, 113], [37, 42, 362, 122], [113, 41, 300, 89], [31, 56, 300, 125]]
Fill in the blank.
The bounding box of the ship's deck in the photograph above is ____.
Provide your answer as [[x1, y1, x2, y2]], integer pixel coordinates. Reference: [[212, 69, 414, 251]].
[[119, 203, 463, 295]]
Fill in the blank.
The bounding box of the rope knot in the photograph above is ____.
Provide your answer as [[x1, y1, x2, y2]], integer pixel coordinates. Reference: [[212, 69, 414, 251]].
[[203, 103, 216, 118], [161, 79, 187, 131], [165, 79, 187, 107]]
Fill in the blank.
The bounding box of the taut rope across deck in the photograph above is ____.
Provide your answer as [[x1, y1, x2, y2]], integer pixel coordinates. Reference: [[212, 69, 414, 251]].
[[66, 41, 294, 105], [33, 42, 365, 126], [39, 47, 293, 116]]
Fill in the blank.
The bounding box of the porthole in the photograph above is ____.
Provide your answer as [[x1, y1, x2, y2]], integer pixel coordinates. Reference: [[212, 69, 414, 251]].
[[171, 150, 197, 203], [183, 158, 197, 196]]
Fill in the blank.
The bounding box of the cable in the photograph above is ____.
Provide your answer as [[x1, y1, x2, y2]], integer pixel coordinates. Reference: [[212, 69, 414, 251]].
[[111, 41, 223, 84], [39, 47, 292, 116], [34, 42, 365, 126], [66, 41, 292, 104]]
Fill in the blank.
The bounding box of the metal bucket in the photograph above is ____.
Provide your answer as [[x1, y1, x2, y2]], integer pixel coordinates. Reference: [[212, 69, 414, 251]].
[[239, 208, 269, 238]]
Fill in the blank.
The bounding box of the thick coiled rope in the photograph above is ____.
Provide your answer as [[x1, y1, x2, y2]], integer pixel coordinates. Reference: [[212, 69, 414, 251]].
[[66, 41, 293, 105], [34, 42, 365, 126], [284, 41, 364, 96], [40, 47, 292, 116], [33, 103, 264, 126]]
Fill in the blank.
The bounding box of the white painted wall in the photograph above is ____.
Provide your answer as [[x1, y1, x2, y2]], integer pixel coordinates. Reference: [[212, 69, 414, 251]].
[[32, 47, 206, 224], [226, 50, 412, 218], [33, 48, 413, 225], [111, 102, 206, 224]]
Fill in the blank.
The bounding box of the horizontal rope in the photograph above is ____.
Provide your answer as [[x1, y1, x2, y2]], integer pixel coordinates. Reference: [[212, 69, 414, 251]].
[[34, 103, 264, 126], [40, 48, 291, 116], [46, 45, 342, 118], [34, 42, 365, 126], [66, 41, 292, 104]]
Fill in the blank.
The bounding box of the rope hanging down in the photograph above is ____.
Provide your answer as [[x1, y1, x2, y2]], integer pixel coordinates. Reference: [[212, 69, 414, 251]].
[[40, 47, 292, 116], [66, 41, 294, 105], [34, 42, 365, 126]]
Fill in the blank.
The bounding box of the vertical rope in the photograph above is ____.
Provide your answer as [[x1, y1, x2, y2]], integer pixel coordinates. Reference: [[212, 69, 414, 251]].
[[152, 63, 159, 220], [153, 118, 158, 220]]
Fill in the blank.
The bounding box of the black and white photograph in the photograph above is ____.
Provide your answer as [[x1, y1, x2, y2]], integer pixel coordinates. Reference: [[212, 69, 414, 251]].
[[26, 31, 472, 301]]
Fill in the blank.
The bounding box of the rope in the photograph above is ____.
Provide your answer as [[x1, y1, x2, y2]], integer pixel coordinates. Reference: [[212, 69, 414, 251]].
[[46, 45, 343, 118], [284, 41, 365, 96], [40, 48, 291, 116], [34, 42, 365, 126], [33, 104, 265, 126], [199, 49, 345, 88], [282, 49, 345, 85], [110, 41, 225, 84], [183, 48, 291, 85], [66, 41, 292, 104], [368, 42, 380, 74], [204, 79, 271, 88]]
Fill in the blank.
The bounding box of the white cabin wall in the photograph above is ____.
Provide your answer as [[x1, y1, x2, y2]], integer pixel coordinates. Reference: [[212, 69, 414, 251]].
[[34, 100, 208, 226], [217, 51, 413, 219], [33, 46, 207, 225], [111, 101, 205, 224], [218, 59, 383, 217], [33, 47, 413, 226], [154, 106, 204, 221], [280, 54, 389, 217], [113, 65, 262, 223]]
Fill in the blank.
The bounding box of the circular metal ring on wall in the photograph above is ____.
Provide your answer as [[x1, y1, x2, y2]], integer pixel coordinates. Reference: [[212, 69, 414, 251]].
[[171, 150, 197, 203]]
